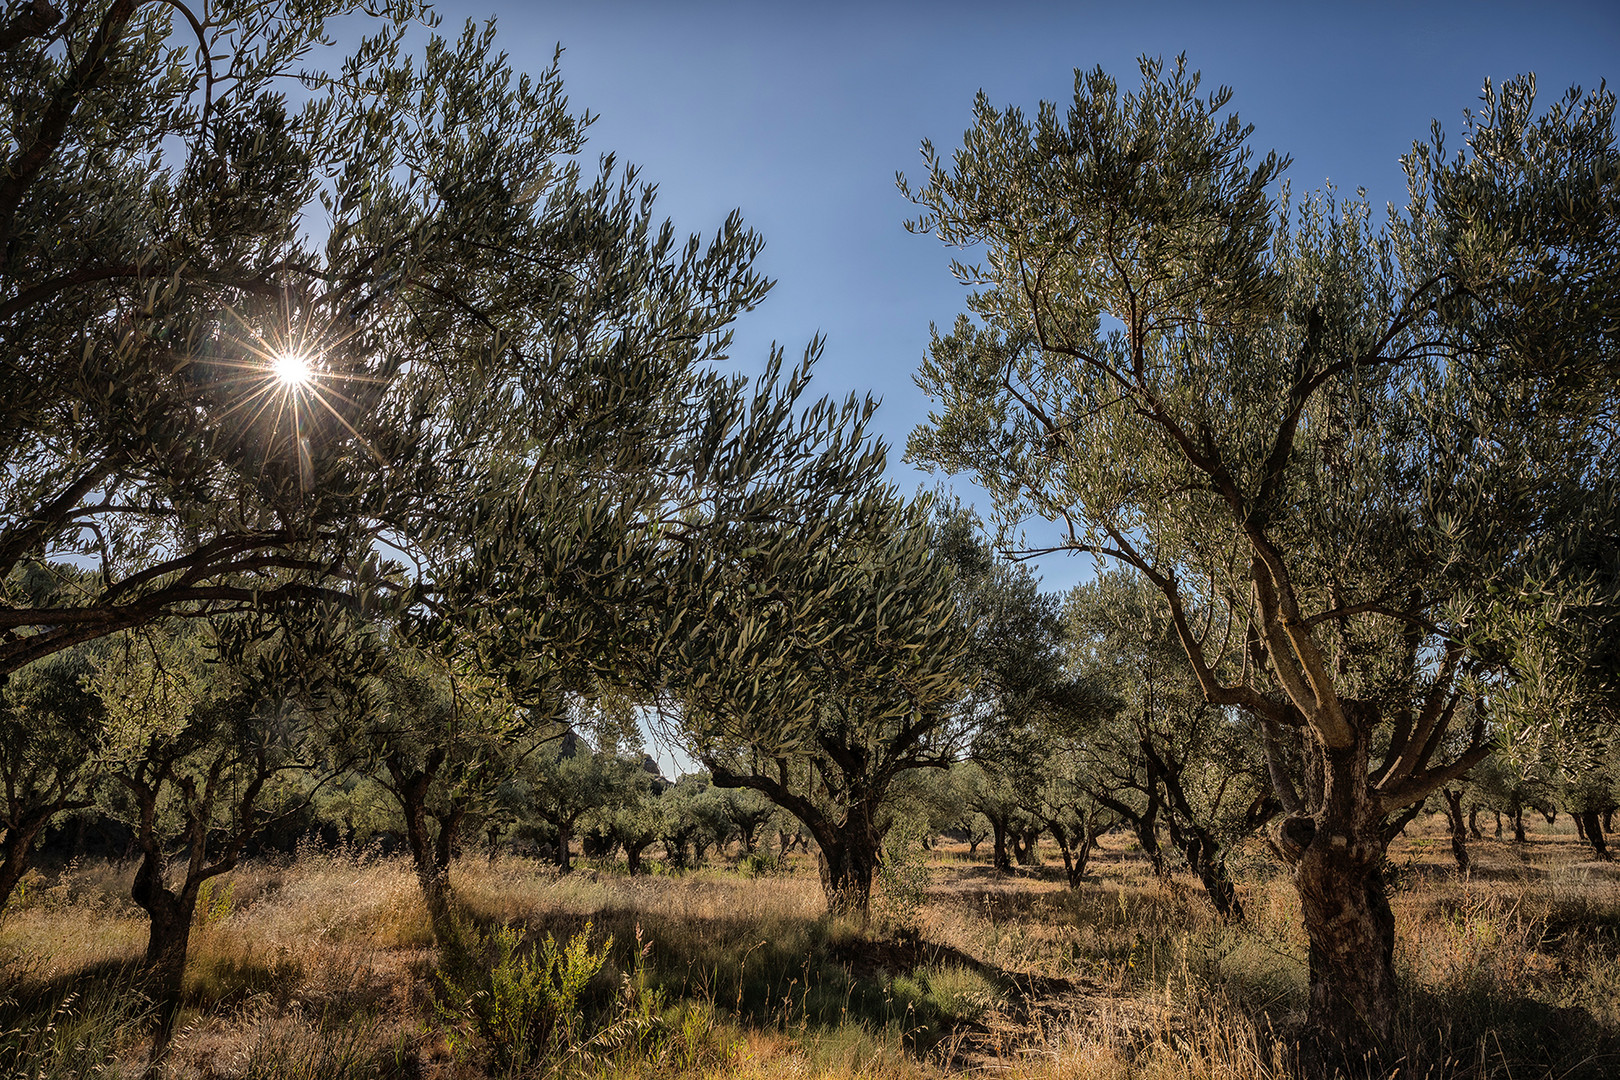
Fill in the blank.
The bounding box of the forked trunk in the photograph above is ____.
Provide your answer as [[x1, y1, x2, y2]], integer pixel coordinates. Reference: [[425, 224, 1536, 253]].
[[387, 754, 458, 948], [1442, 788, 1470, 874], [1186, 834, 1243, 919], [1151, 743, 1244, 919], [625, 838, 653, 876], [1512, 807, 1526, 842], [133, 872, 198, 1002], [0, 811, 50, 916], [129, 847, 203, 1066], [398, 777, 455, 945], [1013, 827, 1039, 866], [1284, 738, 1397, 1055], [1577, 811, 1609, 860], [1049, 819, 1098, 889], [817, 837, 877, 919]]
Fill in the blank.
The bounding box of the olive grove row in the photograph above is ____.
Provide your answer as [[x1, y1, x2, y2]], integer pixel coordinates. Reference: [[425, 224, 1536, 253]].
[[0, 1, 1614, 1057]]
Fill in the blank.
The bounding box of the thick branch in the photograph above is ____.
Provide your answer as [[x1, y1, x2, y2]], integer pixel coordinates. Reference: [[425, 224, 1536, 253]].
[[0, 0, 139, 270], [0, 0, 60, 53]]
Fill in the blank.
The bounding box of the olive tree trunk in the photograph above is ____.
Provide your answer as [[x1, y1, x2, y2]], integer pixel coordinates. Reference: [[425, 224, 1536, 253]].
[[1442, 788, 1471, 874], [817, 835, 879, 918], [0, 809, 53, 916], [387, 752, 458, 946], [1577, 810, 1610, 860], [1275, 736, 1398, 1056]]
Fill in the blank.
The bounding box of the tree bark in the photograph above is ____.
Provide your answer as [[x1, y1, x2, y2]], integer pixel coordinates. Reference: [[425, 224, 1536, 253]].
[[1512, 806, 1526, 842], [1149, 741, 1244, 919], [1012, 826, 1039, 866], [989, 817, 1011, 873], [1186, 832, 1244, 918], [130, 852, 199, 1002], [555, 820, 573, 873], [1577, 810, 1610, 860], [1134, 813, 1166, 878], [817, 836, 877, 919], [1094, 789, 1169, 879], [1284, 738, 1397, 1056], [390, 757, 456, 946], [1048, 818, 1099, 888], [1442, 788, 1471, 875], [625, 837, 655, 876], [0, 809, 51, 915], [1466, 804, 1482, 840]]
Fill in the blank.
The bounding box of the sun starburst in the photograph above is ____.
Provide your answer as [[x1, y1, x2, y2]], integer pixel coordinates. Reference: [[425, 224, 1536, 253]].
[[267, 351, 311, 388], [271, 351, 314, 387]]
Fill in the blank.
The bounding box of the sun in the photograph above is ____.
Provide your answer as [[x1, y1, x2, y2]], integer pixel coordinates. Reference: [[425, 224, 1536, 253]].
[[271, 351, 313, 387]]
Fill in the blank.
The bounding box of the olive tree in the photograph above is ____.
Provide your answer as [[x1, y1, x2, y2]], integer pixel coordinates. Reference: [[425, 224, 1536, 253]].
[[89, 616, 325, 1026], [673, 497, 974, 917], [320, 635, 553, 943], [1064, 570, 1272, 917], [903, 59, 1617, 1048], [0, 0, 869, 708], [0, 636, 102, 915]]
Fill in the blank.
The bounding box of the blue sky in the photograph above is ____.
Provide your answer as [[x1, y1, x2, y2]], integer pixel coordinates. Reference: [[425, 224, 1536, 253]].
[[445, 0, 1614, 587]]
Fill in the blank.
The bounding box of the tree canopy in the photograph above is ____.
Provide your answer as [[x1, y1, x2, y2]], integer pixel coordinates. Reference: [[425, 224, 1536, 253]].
[[903, 56, 1618, 1049]]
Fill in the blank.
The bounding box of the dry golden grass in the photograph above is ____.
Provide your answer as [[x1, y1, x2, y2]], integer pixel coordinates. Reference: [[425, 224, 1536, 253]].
[[1, 815, 1616, 1079]]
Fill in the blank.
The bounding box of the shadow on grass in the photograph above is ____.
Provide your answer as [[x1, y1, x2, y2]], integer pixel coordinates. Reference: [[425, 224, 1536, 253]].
[[0, 961, 153, 1077], [464, 902, 1015, 1056]]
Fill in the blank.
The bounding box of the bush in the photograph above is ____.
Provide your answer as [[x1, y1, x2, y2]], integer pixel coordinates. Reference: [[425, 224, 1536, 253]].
[[873, 816, 931, 940], [437, 920, 745, 1076], [436, 920, 613, 1072], [738, 850, 787, 878]]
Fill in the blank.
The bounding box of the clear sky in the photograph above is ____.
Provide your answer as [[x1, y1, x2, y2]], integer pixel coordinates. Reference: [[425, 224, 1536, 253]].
[[421, 0, 1616, 774]]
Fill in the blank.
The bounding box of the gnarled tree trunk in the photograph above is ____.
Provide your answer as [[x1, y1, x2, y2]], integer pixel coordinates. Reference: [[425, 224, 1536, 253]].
[[0, 809, 53, 916], [387, 751, 457, 947], [1275, 734, 1398, 1058], [1577, 810, 1610, 860], [1149, 740, 1245, 919], [130, 854, 201, 1003], [817, 836, 878, 918], [1442, 788, 1471, 874], [1047, 815, 1103, 888], [1012, 826, 1040, 866]]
